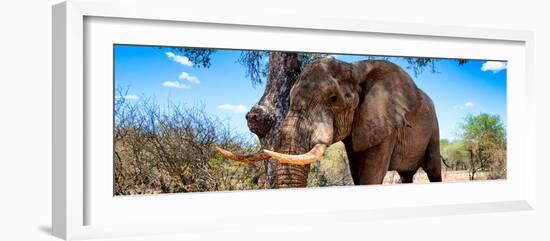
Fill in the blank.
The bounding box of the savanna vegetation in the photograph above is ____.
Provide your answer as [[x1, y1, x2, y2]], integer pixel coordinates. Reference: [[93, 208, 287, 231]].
[[440, 113, 507, 180], [114, 93, 266, 195]]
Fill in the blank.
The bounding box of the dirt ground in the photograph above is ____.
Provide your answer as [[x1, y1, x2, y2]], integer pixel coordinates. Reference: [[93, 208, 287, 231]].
[[383, 169, 488, 184]]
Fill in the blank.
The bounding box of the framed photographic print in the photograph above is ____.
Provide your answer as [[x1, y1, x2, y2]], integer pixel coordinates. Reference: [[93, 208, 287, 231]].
[[52, 0, 535, 240]]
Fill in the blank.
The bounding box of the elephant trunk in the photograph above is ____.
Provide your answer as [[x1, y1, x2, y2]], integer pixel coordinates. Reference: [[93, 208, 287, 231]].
[[272, 113, 313, 188], [273, 135, 310, 188], [274, 163, 310, 188]]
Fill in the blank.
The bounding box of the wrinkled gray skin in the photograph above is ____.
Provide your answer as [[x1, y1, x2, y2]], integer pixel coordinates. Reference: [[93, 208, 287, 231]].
[[274, 58, 442, 188]]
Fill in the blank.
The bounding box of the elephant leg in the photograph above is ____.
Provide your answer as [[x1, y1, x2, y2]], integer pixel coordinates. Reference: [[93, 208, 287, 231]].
[[355, 133, 397, 185], [422, 132, 442, 182], [343, 136, 360, 185], [398, 171, 416, 183]]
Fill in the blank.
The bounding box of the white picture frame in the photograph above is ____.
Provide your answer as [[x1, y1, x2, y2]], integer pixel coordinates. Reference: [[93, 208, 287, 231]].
[[52, 0, 535, 240]]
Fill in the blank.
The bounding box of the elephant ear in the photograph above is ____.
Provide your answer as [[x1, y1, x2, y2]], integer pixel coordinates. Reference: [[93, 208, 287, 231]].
[[350, 61, 420, 152]]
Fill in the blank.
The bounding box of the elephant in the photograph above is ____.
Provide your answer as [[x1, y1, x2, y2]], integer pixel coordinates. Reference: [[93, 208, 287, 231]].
[[216, 57, 442, 188]]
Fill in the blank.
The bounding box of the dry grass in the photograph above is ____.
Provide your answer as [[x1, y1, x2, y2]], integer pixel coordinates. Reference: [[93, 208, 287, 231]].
[[383, 169, 489, 184]]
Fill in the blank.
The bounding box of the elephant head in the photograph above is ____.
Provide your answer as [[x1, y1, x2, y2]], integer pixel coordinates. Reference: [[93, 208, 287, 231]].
[[216, 57, 420, 188]]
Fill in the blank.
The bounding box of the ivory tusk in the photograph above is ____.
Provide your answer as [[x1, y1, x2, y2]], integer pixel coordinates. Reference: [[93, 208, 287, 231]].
[[214, 146, 270, 163], [263, 144, 327, 165]]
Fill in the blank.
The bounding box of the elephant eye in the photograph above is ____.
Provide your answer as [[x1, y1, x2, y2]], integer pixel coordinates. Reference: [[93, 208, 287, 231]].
[[329, 95, 338, 103]]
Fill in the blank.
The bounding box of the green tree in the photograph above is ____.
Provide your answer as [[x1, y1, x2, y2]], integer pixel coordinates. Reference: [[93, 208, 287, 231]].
[[440, 139, 469, 170], [459, 113, 506, 180]]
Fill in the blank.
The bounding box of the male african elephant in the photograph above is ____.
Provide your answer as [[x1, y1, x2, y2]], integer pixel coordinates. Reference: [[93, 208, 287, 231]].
[[216, 58, 442, 188]]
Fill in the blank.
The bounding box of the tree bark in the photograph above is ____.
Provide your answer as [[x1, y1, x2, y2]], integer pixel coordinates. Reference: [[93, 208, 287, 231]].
[[245, 52, 302, 188], [468, 149, 476, 180]]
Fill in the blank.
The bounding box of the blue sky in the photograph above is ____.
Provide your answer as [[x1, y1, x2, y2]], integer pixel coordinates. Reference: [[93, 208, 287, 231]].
[[114, 45, 507, 142]]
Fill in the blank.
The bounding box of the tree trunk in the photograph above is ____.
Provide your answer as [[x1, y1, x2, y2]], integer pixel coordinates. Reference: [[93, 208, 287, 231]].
[[245, 52, 302, 188], [468, 150, 473, 180]]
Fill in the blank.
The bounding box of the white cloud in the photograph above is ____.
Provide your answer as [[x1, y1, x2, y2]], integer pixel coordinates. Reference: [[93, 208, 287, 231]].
[[115, 94, 139, 100], [178, 71, 200, 84], [454, 101, 475, 110], [162, 81, 190, 89], [219, 104, 247, 113], [165, 52, 194, 67], [481, 61, 507, 73]]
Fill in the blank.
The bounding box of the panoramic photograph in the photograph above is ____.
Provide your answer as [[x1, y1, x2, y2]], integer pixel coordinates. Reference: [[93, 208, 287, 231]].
[[113, 44, 507, 195]]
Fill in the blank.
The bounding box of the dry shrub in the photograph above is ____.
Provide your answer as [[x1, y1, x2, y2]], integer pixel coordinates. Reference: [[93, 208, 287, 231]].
[[114, 93, 265, 195], [487, 148, 506, 180]]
